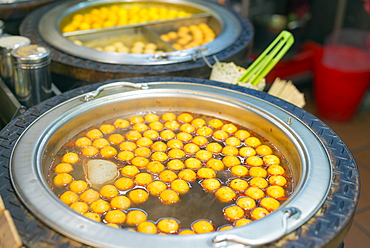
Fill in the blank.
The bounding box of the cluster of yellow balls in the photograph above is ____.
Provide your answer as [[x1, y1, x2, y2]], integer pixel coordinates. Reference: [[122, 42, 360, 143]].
[[51, 112, 290, 234], [62, 4, 192, 33]]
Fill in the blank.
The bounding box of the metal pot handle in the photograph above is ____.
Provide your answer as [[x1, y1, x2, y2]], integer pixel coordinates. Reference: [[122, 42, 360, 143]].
[[211, 207, 301, 247], [83, 81, 149, 101]]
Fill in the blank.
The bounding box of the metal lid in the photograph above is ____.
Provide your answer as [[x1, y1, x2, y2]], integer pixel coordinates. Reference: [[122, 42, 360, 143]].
[[12, 44, 50, 68], [0, 35, 30, 52]]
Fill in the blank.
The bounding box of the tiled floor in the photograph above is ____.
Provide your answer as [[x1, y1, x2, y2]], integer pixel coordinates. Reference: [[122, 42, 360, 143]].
[[302, 88, 370, 248]]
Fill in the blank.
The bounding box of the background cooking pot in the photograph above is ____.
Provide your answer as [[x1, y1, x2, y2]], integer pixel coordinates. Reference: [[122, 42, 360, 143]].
[[1, 77, 359, 247]]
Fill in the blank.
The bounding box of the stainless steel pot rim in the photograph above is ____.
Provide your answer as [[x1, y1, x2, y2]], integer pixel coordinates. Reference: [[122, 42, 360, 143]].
[[10, 81, 332, 248], [38, 0, 242, 65]]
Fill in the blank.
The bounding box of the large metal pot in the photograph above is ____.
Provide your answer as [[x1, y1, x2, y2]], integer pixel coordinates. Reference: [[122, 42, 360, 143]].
[[19, 0, 253, 84], [3, 77, 358, 248]]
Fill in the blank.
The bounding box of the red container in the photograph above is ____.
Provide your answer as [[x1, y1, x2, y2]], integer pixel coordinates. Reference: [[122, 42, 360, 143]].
[[313, 45, 370, 121]]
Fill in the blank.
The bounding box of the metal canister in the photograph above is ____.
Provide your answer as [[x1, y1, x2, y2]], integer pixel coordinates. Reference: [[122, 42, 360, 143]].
[[0, 36, 31, 88], [11, 44, 53, 107]]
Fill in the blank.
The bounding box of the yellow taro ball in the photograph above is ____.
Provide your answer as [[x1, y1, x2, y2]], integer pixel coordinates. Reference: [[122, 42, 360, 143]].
[[128, 189, 149, 204], [90, 199, 111, 214], [126, 131, 142, 141], [180, 123, 196, 133], [267, 165, 285, 176], [234, 218, 253, 227], [121, 165, 139, 177], [160, 130, 175, 140], [105, 210, 126, 224], [215, 186, 236, 202], [222, 123, 238, 134], [191, 220, 214, 234], [99, 124, 115, 134], [117, 151, 135, 162], [92, 138, 109, 148], [225, 137, 241, 147], [120, 141, 137, 151], [75, 137, 92, 147], [236, 196, 256, 210], [192, 136, 208, 147], [245, 137, 261, 148], [249, 167, 268, 178], [100, 146, 117, 158], [70, 201, 89, 214], [260, 197, 281, 211], [157, 218, 180, 234], [229, 179, 248, 192], [206, 142, 223, 153], [177, 132, 193, 142], [129, 115, 144, 124], [151, 141, 167, 152], [251, 207, 269, 220], [168, 148, 186, 159], [54, 163, 73, 174], [147, 180, 167, 196], [167, 159, 185, 171], [197, 167, 216, 179], [162, 112, 176, 122], [159, 170, 178, 183], [239, 147, 256, 157], [221, 146, 239, 156], [268, 175, 287, 186], [151, 152, 169, 162], [84, 212, 101, 222], [131, 157, 149, 169], [132, 123, 149, 132], [223, 205, 244, 221], [249, 177, 268, 189], [246, 156, 263, 167], [183, 143, 200, 154], [196, 126, 213, 137], [114, 119, 130, 129], [191, 118, 206, 128], [222, 155, 241, 167], [245, 186, 265, 200], [146, 161, 165, 174], [263, 155, 281, 165], [82, 146, 99, 157], [144, 113, 159, 122], [86, 129, 103, 139], [100, 185, 119, 199], [206, 159, 224, 172], [195, 150, 213, 161], [110, 195, 131, 210], [136, 137, 153, 147], [167, 139, 183, 149], [178, 169, 196, 182], [115, 177, 135, 191], [108, 134, 125, 145], [134, 173, 153, 186], [255, 145, 273, 156], [208, 119, 224, 129], [171, 179, 190, 194], [80, 189, 100, 204], [159, 189, 180, 204], [126, 209, 147, 226], [230, 165, 248, 177], [134, 147, 151, 157], [59, 191, 78, 205], [62, 152, 79, 164], [143, 130, 159, 140], [266, 185, 285, 199], [53, 173, 73, 187], [177, 113, 193, 123], [184, 158, 202, 170], [69, 180, 88, 193], [234, 130, 250, 141], [137, 221, 158, 234], [201, 178, 221, 192], [149, 121, 164, 131]]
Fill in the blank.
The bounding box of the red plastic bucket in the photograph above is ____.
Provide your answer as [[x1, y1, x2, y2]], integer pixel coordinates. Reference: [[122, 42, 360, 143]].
[[313, 45, 370, 121]]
